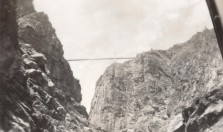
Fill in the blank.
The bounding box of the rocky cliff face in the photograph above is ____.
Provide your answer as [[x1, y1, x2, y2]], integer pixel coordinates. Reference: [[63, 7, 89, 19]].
[[0, 0, 100, 131], [89, 28, 223, 132]]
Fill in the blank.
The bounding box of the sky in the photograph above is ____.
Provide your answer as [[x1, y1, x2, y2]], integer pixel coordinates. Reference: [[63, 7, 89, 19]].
[[34, 0, 213, 112]]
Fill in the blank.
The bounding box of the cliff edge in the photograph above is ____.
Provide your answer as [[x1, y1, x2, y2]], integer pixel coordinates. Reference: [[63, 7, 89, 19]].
[[89, 28, 223, 132], [0, 0, 101, 131]]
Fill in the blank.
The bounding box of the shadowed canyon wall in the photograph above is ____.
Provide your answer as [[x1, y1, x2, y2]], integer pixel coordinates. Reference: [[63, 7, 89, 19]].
[[0, 0, 102, 131]]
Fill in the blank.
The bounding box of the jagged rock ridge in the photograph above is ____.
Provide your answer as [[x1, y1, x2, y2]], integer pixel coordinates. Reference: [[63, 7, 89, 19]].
[[89, 28, 223, 132], [0, 0, 101, 131]]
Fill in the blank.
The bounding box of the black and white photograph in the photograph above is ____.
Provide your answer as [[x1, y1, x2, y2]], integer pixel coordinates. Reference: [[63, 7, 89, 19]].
[[0, 0, 223, 131]]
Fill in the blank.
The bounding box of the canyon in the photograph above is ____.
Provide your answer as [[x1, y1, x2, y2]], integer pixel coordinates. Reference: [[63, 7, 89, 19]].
[[1, 0, 223, 132]]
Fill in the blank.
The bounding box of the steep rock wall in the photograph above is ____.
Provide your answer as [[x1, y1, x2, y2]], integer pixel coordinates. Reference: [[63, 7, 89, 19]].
[[0, 0, 101, 132], [89, 29, 223, 132]]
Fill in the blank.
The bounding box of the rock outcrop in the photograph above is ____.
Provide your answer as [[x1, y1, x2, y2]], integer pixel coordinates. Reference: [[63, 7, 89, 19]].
[[89, 28, 223, 132], [0, 0, 100, 131]]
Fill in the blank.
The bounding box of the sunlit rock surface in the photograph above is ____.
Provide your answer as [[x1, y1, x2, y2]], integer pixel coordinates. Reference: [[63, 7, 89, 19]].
[[89, 28, 223, 132]]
